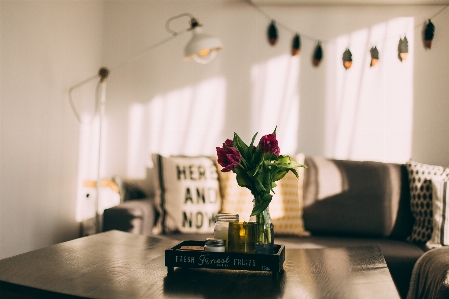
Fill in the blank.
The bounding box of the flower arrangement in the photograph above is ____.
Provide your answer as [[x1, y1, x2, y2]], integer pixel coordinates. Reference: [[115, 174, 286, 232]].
[[216, 127, 307, 218], [216, 127, 307, 253]]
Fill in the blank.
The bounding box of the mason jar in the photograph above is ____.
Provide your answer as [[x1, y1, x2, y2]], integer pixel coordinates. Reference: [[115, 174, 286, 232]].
[[213, 213, 239, 251]]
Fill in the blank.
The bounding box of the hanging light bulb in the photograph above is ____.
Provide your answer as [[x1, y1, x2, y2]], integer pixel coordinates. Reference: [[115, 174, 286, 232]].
[[342, 48, 352, 69], [267, 20, 278, 46], [424, 19, 435, 49], [292, 33, 301, 56], [184, 18, 223, 64], [398, 36, 409, 62], [370, 46, 379, 67], [312, 41, 323, 67]]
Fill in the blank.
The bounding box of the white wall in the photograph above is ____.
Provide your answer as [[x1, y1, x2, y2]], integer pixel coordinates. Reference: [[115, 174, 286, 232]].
[[0, 0, 448, 258], [0, 1, 105, 258], [412, 7, 449, 166], [101, 1, 449, 181]]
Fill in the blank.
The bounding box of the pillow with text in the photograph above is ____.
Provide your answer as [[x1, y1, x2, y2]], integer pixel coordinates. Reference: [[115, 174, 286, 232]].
[[152, 154, 221, 234]]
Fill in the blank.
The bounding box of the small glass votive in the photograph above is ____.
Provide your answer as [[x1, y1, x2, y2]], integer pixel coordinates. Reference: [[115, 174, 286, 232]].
[[204, 238, 226, 252], [227, 222, 255, 254], [214, 213, 239, 251]]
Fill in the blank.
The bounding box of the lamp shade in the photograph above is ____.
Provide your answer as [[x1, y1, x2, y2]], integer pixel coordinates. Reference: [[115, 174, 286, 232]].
[[184, 26, 223, 64]]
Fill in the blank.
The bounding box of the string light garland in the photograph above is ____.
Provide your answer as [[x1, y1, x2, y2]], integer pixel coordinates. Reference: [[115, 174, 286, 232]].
[[370, 46, 379, 67], [312, 41, 323, 67], [267, 20, 278, 46], [424, 20, 435, 49], [342, 48, 353, 70], [398, 36, 409, 62], [244, 0, 448, 69], [292, 33, 301, 56]]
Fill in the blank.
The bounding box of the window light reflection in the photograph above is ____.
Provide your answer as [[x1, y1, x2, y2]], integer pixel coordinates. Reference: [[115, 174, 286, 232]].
[[251, 54, 300, 155]]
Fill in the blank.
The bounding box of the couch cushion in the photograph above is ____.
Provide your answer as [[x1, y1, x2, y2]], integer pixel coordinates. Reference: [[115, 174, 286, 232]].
[[303, 156, 414, 239], [406, 160, 449, 244], [152, 154, 222, 234], [217, 153, 310, 236], [103, 199, 154, 236]]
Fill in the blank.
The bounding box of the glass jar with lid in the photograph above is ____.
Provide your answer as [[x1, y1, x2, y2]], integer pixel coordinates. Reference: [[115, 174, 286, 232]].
[[213, 213, 239, 251]]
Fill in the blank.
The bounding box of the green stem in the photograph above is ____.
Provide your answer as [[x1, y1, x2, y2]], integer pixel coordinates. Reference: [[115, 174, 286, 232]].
[[255, 207, 271, 244], [264, 209, 272, 243]]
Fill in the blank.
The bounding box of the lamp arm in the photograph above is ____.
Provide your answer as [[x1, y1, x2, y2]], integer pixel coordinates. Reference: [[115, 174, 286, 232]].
[[68, 78, 102, 125], [68, 18, 191, 125]]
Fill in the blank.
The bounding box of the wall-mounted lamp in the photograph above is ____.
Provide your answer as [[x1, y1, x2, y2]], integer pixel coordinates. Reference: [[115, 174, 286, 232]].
[[183, 17, 223, 64], [69, 13, 223, 235]]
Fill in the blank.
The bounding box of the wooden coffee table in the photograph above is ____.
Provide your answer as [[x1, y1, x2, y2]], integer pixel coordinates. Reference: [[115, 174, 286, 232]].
[[0, 230, 400, 298]]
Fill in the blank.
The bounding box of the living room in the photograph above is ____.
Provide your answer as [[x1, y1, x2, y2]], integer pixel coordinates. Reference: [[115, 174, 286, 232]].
[[1, 0, 448, 268]]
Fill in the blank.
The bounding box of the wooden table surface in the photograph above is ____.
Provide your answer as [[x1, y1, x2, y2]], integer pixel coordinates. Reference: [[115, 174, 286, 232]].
[[0, 230, 400, 299]]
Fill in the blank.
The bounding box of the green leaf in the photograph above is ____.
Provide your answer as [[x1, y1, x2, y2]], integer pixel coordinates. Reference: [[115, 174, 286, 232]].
[[262, 168, 272, 194], [273, 170, 288, 181], [287, 161, 308, 169], [233, 133, 250, 161], [251, 194, 272, 216], [249, 132, 258, 148], [239, 155, 251, 171], [290, 168, 299, 178], [255, 179, 266, 192], [233, 167, 252, 188], [250, 149, 262, 167], [277, 155, 291, 164], [247, 160, 263, 177]]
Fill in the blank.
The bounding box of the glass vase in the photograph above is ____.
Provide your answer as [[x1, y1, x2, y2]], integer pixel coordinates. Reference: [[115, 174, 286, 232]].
[[253, 206, 274, 254]]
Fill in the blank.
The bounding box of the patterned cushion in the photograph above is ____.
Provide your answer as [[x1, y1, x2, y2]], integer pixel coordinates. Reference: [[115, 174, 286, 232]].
[[151, 154, 222, 234], [217, 153, 309, 236], [406, 161, 449, 243], [426, 178, 449, 249]]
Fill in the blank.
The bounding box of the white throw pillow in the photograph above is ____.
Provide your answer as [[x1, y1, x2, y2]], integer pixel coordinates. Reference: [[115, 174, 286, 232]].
[[152, 154, 222, 234], [426, 178, 449, 249]]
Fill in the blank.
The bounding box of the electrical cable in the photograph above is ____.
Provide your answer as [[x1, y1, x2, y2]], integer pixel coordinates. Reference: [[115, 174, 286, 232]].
[[244, 0, 326, 43], [68, 24, 189, 125]]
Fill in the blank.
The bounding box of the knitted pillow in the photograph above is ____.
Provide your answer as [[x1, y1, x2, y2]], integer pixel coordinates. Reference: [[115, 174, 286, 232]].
[[217, 153, 309, 236], [406, 161, 449, 243], [151, 154, 222, 234]]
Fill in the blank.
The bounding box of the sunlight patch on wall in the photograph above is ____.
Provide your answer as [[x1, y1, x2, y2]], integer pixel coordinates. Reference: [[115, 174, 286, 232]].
[[75, 114, 110, 222], [325, 17, 414, 163], [250, 54, 300, 155], [75, 120, 97, 222], [125, 77, 226, 178]]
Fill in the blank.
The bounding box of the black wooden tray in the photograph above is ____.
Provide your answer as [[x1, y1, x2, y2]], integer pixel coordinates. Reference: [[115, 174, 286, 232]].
[[165, 240, 285, 279]]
